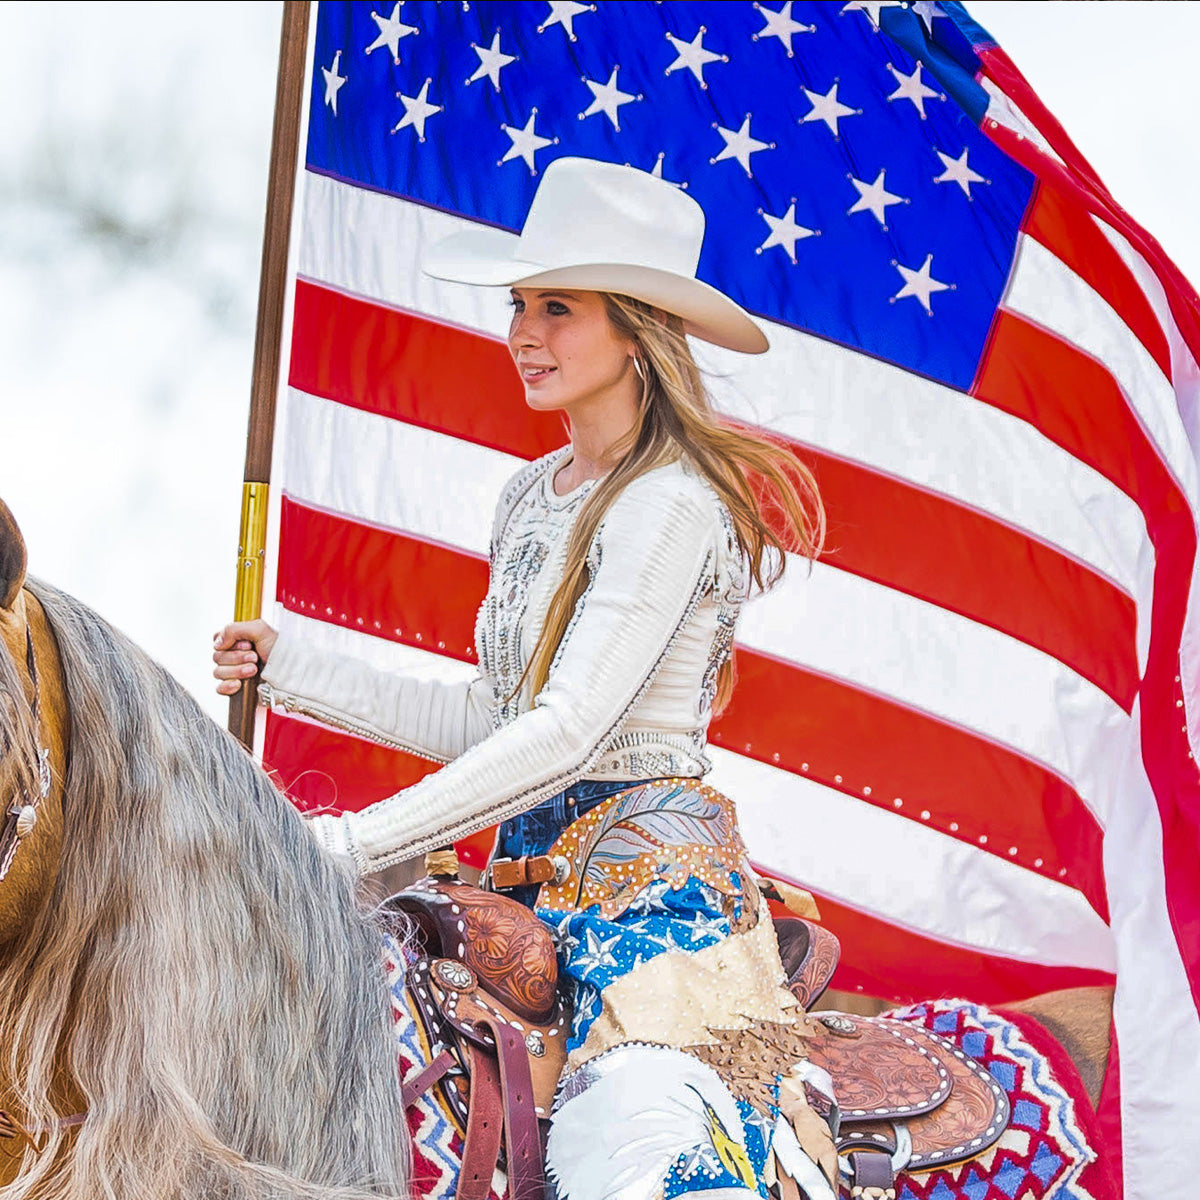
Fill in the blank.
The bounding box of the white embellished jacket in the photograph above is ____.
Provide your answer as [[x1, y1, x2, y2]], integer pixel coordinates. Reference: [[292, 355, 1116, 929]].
[[260, 449, 746, 874]]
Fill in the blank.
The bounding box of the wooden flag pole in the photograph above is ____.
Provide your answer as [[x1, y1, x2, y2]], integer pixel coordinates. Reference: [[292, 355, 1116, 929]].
[[228, 0, 311, 748]]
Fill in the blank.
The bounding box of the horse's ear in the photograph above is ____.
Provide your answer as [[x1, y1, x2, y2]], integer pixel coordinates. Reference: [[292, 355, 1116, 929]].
[[0, 499, 28, 611]]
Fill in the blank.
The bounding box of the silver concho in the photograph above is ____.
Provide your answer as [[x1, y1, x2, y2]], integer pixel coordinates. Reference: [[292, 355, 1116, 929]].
[[435, 960, 474, 991], [525, 1030, 546, 1058], [818, 1013, 859, 1036]]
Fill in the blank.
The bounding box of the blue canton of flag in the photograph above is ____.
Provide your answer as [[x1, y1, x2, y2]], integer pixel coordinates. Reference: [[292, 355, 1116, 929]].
[[306, 0, 1032, 391]]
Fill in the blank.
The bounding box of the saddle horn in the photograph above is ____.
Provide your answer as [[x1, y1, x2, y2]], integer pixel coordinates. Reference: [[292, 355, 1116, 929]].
[[0, 499, 28, 611]]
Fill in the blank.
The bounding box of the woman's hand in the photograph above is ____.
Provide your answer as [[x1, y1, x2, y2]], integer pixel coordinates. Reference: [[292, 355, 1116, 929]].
[[212, 619, 278, 696]]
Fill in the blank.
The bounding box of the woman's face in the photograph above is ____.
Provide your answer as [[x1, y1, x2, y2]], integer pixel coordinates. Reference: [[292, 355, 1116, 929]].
[[507, 288, 638, 416]]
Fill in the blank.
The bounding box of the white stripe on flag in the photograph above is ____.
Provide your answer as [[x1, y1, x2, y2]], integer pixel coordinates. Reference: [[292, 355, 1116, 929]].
[[276, 607, 480, 682], [1103, 697, 1200, 1192], [741, 563, 1126, 830], [283, 387, 516, 556]]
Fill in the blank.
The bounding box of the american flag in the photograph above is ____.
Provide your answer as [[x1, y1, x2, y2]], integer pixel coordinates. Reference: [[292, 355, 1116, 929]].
[[260, 3, 1200, 1193]]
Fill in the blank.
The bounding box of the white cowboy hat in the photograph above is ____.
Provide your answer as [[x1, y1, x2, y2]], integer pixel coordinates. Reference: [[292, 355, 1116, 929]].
[[423, 157, 769, 354]]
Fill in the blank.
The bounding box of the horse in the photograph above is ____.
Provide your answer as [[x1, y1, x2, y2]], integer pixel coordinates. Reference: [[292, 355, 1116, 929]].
[[0, 498, 1116, 1199]]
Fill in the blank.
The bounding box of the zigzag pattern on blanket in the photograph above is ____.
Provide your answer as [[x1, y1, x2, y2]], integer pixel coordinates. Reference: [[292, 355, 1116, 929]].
[[384, 935, 506, 1200], [881, 1001, 1113, 1200]]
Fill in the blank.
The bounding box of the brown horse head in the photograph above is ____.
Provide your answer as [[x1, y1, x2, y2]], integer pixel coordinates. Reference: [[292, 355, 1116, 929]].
[[0, 499, 27, 611], [0, 498, 67, 954]]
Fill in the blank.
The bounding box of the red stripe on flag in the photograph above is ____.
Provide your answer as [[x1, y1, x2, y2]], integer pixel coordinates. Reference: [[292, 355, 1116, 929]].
[[277, 494, 487, 663], [719, 649, 1109, 920], [1024, 186, 1171, 378], [289, 282, 1138, 707], [977, 311, 1165, 505], [275, 497, 1109, 917], [263, 712, 497, 869], [808, 447, 1137, 711], [289, 278, 562, 457], [264, 708, 440, 813], [263, 712, 500, 865], [762, 871, 1115, 1004]]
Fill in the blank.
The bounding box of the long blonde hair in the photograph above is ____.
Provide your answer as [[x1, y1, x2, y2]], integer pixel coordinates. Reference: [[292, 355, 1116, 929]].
[[524, 293, 825, 711]]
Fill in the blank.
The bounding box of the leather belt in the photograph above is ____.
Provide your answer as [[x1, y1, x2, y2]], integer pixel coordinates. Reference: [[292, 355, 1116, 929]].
[[490, 854, 569, 891]]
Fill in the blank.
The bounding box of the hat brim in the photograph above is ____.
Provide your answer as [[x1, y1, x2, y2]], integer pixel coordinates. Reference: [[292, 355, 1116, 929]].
[[424, 227, 769, 355]]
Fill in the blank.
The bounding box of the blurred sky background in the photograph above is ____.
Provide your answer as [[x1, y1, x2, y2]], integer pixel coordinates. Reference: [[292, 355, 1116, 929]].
[[2, 0, 1199, 723]]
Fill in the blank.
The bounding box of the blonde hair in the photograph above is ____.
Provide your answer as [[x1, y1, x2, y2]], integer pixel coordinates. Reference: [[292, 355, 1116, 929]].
[[524, 293, 825, 711]]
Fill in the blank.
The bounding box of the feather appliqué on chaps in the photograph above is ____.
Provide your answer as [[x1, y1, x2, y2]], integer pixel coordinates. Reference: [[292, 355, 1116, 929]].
[[537, 780, 753, 921]]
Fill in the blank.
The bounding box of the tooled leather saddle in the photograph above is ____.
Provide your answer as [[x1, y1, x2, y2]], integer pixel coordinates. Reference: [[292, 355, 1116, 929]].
[[389, 877, 1009, 1200]]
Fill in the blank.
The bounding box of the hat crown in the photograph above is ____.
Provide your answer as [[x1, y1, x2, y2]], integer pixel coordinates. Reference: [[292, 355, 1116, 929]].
[[516, 157, 704, 278]]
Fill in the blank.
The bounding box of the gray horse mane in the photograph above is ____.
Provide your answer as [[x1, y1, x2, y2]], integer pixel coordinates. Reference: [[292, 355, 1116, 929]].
[[0, 579, 409, 1200]]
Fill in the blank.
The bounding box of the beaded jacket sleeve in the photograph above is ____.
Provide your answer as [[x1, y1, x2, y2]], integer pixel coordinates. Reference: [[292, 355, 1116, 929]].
[[262, 454, 743, 875], [260, 635, 494, 765]]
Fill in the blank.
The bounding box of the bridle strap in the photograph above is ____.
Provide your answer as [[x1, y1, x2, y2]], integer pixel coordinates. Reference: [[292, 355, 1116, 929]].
[[0, 1108, 87, 1154], [0, 625, 48, 882]]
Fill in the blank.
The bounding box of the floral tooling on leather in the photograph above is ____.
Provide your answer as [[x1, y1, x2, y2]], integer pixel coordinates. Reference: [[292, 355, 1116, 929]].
[[537, 779, 753, 921]]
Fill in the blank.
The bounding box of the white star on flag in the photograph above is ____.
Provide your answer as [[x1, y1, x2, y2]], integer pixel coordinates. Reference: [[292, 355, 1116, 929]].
[[644, 151, 688, 190], [710, 114, 773, 177], [840, 0, 905, 29], [848, 168, 907, 227], [467, 29, 516, 91], [664, 26, 727, 89], [499, 108, 557, 173], [800, 81, 858, 138], [364, 3, 418, 63], [321, 50, 347, 116], [753, 2, 815, 57], [392, 78, 442, 141], [912, 0, 946, 34], [579, 66, 640, 131], [538, 0, 596, 42], [892, 252, 952, 315], [757, 202, 817, 264], [934, 146, 988, 197], [886, 61, 943, 119]]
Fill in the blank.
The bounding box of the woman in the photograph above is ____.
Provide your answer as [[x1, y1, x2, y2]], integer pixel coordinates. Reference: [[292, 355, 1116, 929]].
[[215, 158, 834, 1200]]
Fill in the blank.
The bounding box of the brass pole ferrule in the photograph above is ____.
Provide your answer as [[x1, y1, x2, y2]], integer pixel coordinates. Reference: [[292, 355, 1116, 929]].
[[233, 483, 270, 622]]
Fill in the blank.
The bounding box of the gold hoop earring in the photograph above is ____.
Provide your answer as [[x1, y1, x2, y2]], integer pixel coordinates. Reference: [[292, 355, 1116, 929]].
[[632, 356, 645, 382]]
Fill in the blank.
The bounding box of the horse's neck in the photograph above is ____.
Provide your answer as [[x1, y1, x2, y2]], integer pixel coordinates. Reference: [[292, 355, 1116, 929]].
[[0, 590, 67, 948]]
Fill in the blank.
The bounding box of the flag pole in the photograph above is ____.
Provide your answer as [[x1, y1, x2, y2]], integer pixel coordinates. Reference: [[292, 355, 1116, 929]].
[[228, 0, 311, 748]]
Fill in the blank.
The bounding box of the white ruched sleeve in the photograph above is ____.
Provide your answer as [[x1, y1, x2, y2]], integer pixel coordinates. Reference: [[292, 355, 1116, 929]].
[[315, 472, 722, 873], [260, 635, 494, 764]]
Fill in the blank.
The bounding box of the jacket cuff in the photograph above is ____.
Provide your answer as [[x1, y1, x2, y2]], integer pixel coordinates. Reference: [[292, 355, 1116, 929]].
[[306, 812, 370, 877]]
